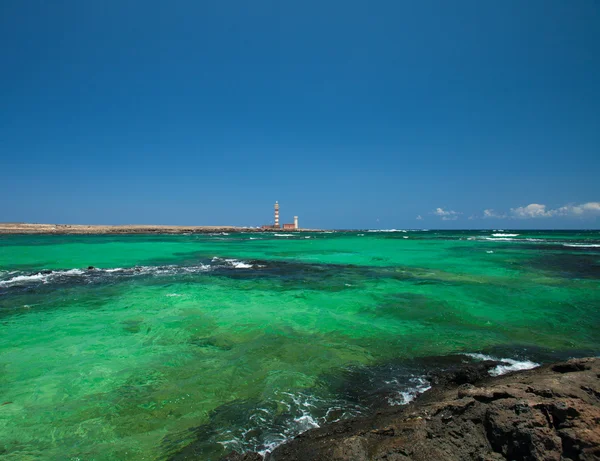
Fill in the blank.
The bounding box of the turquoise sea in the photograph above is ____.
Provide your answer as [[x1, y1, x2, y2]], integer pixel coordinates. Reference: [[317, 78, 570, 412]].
[[1, 230, 599, 460]]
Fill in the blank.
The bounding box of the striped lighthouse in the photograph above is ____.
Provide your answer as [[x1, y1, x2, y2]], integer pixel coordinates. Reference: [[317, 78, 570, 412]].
[[274, 201, 280, 228]]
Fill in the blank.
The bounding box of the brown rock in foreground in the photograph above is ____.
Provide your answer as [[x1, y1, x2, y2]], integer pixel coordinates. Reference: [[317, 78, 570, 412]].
[[233, 358, 600, 461]]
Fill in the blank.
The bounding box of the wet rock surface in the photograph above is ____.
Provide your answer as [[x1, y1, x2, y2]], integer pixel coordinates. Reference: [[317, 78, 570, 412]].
[[226, 358, 600, 461]]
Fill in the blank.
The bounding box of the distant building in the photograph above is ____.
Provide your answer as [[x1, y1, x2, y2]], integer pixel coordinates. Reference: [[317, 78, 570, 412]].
[[268, 202, 300, 230]]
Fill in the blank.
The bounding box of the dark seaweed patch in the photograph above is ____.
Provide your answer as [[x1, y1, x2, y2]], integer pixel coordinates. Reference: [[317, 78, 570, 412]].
[[189, 336, 233, 351], [527, 253, 600, 279]]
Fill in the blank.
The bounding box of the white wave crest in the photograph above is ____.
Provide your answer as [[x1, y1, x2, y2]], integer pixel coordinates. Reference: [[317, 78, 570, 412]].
[[0, 273, 47, 287], [563, 243, 600, 248], [225, 259, 253, 269], [387, 376, 432, 406], [274, 234, 294, 237], [0, 264, 215, 288], [0, 269, 85, 287], [466, 353, 539, 376], [367, 229, 407, 233], [492, 233, 519, 237]]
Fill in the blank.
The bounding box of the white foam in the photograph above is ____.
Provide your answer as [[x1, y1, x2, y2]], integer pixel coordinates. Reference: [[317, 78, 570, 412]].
[[466, 353, 539, 377], [469, 236, 546, 243], [166, 293, 182, 297], [403, 236, 409, 239], [468, 237, 517, 242], [274, 234, 294, 237], [563, 243, 600, 248], [388, 377, 432, 406], [492, 233, 519, 237], [225, 259, 253, 269], [486, 250, 494, 254], [0, 273, 47, 287], [0, 264, 217, 288], [367, 229, 407, 233], [0, 268, 85, 287]]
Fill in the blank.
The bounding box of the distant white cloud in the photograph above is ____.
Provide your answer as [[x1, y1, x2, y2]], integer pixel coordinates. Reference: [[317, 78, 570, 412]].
[[511, 203, 553, 218], [422, 201, 599, 223], [510, 202, 600, 219], [483, 209, 507, 219], [433, 207, 460, 221], [553, 202, 600, 217]]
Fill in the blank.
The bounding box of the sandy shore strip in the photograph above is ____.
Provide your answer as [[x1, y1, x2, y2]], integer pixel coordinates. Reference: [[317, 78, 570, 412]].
[[0, 223, 322, 235]]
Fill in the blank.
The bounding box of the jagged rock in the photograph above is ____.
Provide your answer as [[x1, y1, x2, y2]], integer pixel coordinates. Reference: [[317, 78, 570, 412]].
[[263, 358, 600, 461]]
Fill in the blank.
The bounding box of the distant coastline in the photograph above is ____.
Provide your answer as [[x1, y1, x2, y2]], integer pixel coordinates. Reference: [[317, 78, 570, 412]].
[[0, 223, 320, 235]]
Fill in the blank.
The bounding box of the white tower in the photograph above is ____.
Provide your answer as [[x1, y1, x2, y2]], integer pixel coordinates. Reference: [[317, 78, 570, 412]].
[[274, 201, 280, 228], [294, 216, 298, 229]]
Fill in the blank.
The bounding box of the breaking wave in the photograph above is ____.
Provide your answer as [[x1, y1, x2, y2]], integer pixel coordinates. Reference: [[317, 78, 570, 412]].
[[386, 376, 431, 405], [0, 269, 86, 287], [209, 352, 538, 456], [367, 229, 407, 233], [466, 353, 539, 376], [0, 258, 256, 288], [209, 390, 364, 458]]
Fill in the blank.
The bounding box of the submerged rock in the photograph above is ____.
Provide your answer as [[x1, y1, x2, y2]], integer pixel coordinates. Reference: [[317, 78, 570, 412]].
[[232, 358, 600, 461]]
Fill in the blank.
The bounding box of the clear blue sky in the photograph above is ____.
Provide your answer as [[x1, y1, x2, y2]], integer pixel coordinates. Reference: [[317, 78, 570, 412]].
[[1, 0, 599, 229]]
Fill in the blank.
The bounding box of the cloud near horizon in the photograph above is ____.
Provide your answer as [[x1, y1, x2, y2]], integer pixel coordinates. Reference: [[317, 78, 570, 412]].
[[433, 208, 460, 221], [425, 202, 599, 221], [510, 202, 600, 219], [483, 209, 507, 219]]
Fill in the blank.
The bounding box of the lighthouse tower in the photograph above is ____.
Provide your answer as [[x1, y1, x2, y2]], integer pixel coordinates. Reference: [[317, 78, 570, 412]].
[[274, 201, 280, 228]]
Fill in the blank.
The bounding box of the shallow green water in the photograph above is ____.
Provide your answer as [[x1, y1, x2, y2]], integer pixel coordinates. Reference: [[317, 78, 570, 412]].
[[0, 230, 599, 460]]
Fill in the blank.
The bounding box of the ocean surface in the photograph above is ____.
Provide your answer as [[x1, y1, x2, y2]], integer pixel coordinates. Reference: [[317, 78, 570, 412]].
[[1, 230, 599, 460]]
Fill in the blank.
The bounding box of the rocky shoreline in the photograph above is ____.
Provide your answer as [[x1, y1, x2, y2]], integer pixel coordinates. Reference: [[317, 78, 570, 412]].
[[222, 357, 600, 461]]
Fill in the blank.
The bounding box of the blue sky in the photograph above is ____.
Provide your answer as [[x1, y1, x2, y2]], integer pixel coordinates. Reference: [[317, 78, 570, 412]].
[[1, 0, 598, 229]]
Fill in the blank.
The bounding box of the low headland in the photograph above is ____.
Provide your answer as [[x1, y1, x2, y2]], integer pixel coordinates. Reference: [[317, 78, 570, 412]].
[[0, 223, 319, 235], [218, 357, 600, 461]]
